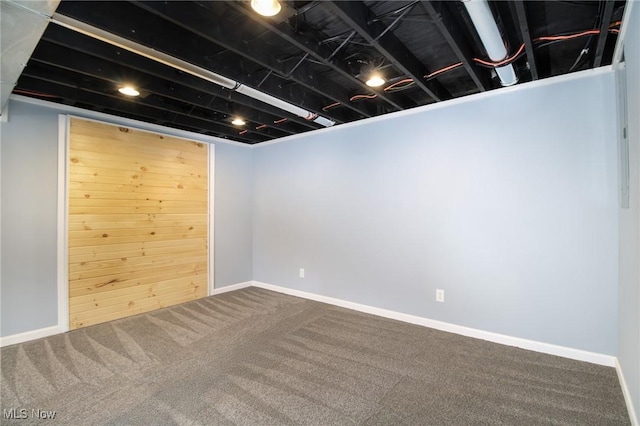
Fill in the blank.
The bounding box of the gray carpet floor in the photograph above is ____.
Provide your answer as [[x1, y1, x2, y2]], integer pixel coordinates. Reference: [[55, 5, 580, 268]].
[[0, 287, 630, 425]]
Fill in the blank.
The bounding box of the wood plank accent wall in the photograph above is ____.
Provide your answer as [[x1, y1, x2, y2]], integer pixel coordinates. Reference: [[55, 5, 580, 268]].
[[68, 117, 209, 329]]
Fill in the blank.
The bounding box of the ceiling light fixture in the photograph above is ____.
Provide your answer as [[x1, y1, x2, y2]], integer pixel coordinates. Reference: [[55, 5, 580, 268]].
[[365, 74, 385, 87], [462, 0, 518, 87], [231, 117, 246, 126], [250, 0, 281, 17], [118, 86, 140, 96], [50, 13, 335, 128]]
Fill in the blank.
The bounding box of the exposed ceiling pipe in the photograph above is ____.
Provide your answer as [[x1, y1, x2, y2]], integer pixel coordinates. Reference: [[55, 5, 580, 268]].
[[461, 0, 518, 87], [48, 12, 335, 127]]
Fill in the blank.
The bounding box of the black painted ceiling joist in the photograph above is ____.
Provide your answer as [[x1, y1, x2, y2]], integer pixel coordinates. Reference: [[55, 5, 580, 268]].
[[593, 0, 616, 68], [419, 0, 490, 91], [324, 0, 452, 103], [512, 1, 538, 81]]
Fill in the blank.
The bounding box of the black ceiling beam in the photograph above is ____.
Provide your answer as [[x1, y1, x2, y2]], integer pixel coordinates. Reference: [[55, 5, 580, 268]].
[[43, 24, 318, 133], [19, 68, 269, 143], [420, 1, 490, 91], [324, 0, 452, 102], [593, 0, 615, 68], [130, 0, 369, 120], [512, 0, 538, 80], [223, 1, 409, 112], [30, 40, 297, 138]]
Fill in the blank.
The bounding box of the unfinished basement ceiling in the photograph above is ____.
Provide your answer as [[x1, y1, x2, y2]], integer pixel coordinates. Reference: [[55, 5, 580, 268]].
[[9, 0, 628, 144]]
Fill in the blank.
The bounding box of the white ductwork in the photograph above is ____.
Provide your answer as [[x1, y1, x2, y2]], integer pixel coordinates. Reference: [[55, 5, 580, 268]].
[[462, 0, 518, 87]]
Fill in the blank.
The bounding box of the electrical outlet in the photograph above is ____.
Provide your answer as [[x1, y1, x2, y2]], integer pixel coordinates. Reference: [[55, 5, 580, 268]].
[[436, 289, 445, 303], [299, 268, 305, 278]]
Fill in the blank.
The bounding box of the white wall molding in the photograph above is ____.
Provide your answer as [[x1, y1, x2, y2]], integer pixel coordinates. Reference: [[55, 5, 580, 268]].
[[252, 281, 616, 367], [208, 145, 216, 296], [211, 281, 253, 295], [616, 359, 640, 426], [57, 115, 70, 333], [0, 326, 61, 348]]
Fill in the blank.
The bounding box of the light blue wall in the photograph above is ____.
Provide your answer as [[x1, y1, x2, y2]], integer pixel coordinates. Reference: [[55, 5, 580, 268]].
[[0, 99, 59, 336], [0, 98, 253, 337], [618, 2, 640, 417], [253, 70, 619, 355], [214, 143, 253, 287]]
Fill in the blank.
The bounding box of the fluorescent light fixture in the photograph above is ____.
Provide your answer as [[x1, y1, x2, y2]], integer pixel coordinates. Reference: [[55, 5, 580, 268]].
[[118, 86, 140, 96], [365, 75, 385, 87], [251, 0, 281, 17], [462, 0, 518, 87], [231, 117, 246, 126], [50, 13, 335, 128]]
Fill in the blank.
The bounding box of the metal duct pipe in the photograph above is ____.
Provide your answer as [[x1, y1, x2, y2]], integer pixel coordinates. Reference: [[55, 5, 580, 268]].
[[462, 0, 518, 87], [49, 12, 335, 127]]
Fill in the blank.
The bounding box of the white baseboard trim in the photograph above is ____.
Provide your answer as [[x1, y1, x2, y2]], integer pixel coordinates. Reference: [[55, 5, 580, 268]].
[[251, 281, 616, 367], [0, 326, 61, 348], [0, 282, 618, 371], [211, 281, 253, 295], [616, 359, 639, 426]]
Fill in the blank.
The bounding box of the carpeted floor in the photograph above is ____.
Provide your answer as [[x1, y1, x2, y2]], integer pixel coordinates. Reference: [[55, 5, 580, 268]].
[[0, 287, 630, 425]]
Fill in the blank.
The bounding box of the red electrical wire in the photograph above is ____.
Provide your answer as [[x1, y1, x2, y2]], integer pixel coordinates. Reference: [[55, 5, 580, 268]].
[[384, 78, 414, 92], [13, 89, 59, 98], [256, 124, 268, 130], [350, 94, 378, 101], [471, 26, 620, 69], [322, 102, 341, 111], [425, 62, 463, 79], [239, 130, 248, 135], [534, 29, 600, 42], [273, 118, 287, 124], [473, 43, 525, 67]]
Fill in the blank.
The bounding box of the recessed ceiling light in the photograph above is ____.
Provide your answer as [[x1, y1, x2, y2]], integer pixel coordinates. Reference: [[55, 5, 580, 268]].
[[118, 86, 140, 96], [365, 75, 385, 87], [251, 0, 281, 16], [231, 117, 246, 126]]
